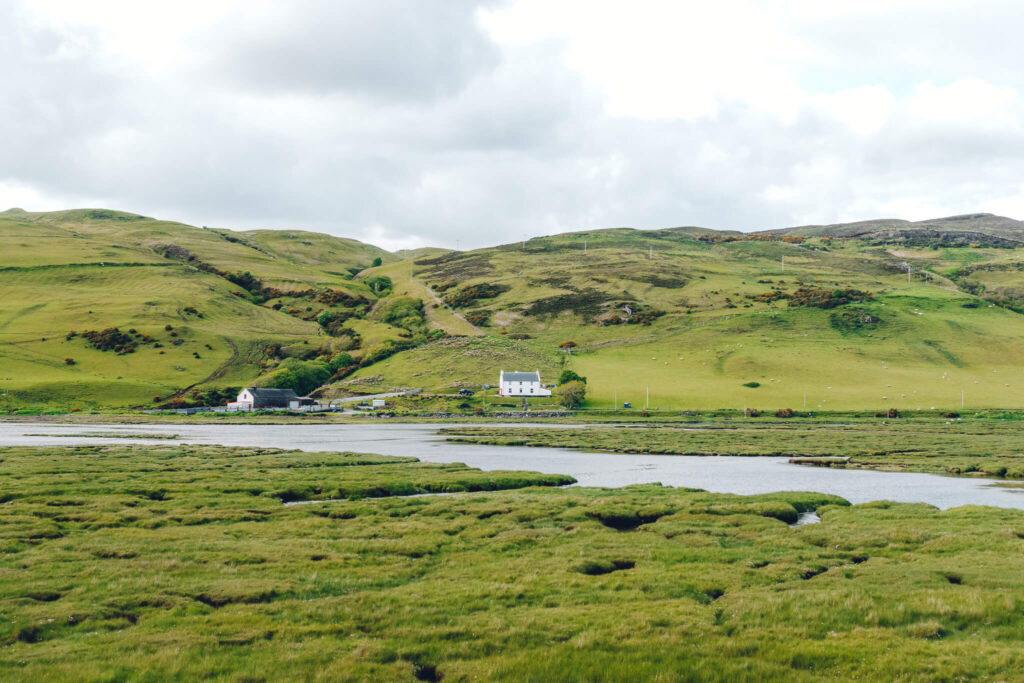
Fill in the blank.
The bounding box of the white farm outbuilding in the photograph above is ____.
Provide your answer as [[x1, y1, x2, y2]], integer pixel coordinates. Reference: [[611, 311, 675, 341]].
[[227, 387, 314, 411]]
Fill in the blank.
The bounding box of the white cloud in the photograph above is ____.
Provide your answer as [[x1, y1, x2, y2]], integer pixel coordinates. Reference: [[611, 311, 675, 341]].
[[813, 85, 897, 135], [0, 180, 103, 213], [481, 0, 808, 121], [0, 181, 64, 211], [980, 184, 1024, 219], [2, 0, 1024, 249], [901, 79, 1019, 128]]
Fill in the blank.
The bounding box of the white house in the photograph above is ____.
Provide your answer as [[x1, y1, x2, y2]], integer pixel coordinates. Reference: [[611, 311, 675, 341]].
[[498, 370, 552, 397], [228, 387, 299, 411]]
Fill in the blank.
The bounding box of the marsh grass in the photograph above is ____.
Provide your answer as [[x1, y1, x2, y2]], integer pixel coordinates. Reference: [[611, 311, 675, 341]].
[[21, 432, 181, 439], [2, 444, 1024, 680], [443, 421, 1024, 478]]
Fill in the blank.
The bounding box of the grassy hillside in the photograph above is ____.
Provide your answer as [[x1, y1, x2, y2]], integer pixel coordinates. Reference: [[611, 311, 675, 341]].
[[0, 209, 440, 411], [5, 208, 1024, 411], [347, 219, 1024, 410], [238, 228, 393, 275], [774, 212, 1024, 243]]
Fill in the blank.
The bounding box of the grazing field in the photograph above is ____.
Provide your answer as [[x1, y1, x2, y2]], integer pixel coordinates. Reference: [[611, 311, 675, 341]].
[[442, 419, 1024, 479], [3, 444, 1024, 679]]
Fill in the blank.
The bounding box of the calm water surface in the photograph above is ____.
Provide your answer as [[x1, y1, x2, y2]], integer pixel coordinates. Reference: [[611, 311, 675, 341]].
[[3, 422, 1022, 510]]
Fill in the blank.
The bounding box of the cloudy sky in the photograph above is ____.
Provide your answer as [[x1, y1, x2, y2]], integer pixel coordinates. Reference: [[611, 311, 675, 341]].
[[3, 0, 1024, 249]]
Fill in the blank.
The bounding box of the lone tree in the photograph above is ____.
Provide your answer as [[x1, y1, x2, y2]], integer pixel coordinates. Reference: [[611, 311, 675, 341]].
[[559, 340, 577, 355], [554, 380, 586, 409]]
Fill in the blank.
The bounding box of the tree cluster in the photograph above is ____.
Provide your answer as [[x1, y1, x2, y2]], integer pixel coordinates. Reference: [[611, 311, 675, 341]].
[[77, 328, 157, 354], [554, 381, 587, 409], [257, 358, 332, 396]]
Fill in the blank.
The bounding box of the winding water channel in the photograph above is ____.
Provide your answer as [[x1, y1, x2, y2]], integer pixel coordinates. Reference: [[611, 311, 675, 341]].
[[3, 422, 1023, 510]]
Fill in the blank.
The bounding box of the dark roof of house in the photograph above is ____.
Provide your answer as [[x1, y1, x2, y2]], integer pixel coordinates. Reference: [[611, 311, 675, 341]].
[[246, 387, 299, 401], [502, 371, 540, 382]]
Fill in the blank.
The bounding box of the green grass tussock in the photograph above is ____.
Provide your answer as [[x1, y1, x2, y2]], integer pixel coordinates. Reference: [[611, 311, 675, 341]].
[[2, 444, 1024, 679], [442, 420, 1024, 478], [3, 443, 1024, 678]]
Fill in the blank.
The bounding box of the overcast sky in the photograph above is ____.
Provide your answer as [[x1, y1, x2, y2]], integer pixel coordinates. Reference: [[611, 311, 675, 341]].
[[3, 0, 1024, 250]]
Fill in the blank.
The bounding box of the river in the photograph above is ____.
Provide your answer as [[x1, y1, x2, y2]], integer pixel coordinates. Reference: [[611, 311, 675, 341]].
[[2, 422, 1022, 510]]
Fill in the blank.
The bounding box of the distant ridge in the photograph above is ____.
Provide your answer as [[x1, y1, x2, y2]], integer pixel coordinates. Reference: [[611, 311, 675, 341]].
[[767, 213, 1024, 242], [6, 206, 1022, 249]]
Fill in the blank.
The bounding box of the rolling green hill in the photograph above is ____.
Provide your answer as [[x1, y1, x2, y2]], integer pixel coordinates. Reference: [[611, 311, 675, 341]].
[[0, 209, 427, 411], [773, 212, 1024, 243], [3, 208, 1024, 412], [348, 217, 1024, 411]]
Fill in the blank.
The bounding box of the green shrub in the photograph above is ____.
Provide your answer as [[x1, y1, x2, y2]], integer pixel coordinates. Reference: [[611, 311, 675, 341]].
[[789, 287, 873, 309], [442, 283, 510, 308], [554, 381, 586, 409], [366, 276, 393, 295], [381, 297, 425, 331], [559, 370, 587, 385], [81, 328, 138, 354], [328, 352, 355, 372], [361, 339, 416, 366], [257, 359, 331, 395]]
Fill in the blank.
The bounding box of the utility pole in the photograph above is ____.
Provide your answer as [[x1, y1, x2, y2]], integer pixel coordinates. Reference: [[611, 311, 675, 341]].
[[781, 255, 785, 272], [584, 238, 587, 253]]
